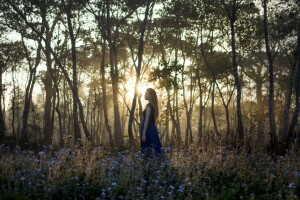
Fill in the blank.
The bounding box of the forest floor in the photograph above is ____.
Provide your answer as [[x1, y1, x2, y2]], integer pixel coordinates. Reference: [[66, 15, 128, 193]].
[[0, 144, 299, 200]]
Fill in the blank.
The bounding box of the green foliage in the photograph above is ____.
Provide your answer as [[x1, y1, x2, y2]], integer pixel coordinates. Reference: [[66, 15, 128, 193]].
[[149, 61, 182, 90]]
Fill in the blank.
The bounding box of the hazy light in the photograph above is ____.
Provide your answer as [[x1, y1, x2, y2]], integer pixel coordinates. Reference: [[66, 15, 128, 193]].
[[123, 76, 154, 100]]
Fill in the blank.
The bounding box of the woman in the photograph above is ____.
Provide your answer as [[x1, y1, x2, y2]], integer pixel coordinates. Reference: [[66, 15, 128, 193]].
[[140, 88, 163, 159]]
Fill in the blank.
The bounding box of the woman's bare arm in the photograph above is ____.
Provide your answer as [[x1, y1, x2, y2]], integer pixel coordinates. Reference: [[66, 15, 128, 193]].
[[142, 106, 151, 136]]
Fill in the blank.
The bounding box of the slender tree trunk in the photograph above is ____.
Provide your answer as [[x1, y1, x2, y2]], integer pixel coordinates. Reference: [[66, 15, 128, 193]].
[[197, 70, 203, 144], [128, 0, 152, 146], [50, 67, 64, 147], [42, 70, 54, 145], [105, 0, 123, 146], [287, 22, 300, 149], [40, 0, 54, 145], [167, 89, 180, 143], [61, 0, 93, 144], [20, 36, 42, 145], [230, 17, 244, 146], [215, 81, 233, 144], [11, 71, 16, 138], [256, 67, 264, 146], [165, 106, 169, 145], [0, 68, 6, 140], [56, 91, 64, 147], [182, 65, 189, 146], [171, 122, 175, 144], [211, 82, 220, 137], [263, 0, 277, 151], [100, 41, 113, 146], [279, 61, 295, 151], [221, 0, 244, 146], [175, 89, 181, 143], [62, 0, 81, 143]]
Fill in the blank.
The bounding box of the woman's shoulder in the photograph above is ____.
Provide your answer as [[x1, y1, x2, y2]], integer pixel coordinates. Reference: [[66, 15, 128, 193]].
[[146, 102, 154, 109]]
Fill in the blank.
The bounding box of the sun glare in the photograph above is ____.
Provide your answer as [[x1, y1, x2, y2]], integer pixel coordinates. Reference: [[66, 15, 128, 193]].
[[124, 78, 154, 99]]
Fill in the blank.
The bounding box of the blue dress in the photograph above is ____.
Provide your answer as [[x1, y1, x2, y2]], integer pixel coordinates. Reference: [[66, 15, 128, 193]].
[[140, 103, 163, 158]]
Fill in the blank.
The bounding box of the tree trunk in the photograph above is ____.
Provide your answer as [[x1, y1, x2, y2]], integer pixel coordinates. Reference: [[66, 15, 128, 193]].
[[0, 68, 6, 140], [128, 0, 152, 146], [221, 0, 244, 146], [165, 105, 170, 145], [100, 41, 114, 146], [167, 89, 180, 143], [256, 67, 264, 146], [175, 89, 181, 143], [105, 0, 123, 146], [263, 0, 277, 151], [11, 71, 16, 138], [279, 61, 295, 151], [197, 70, 203, 144], [230, 16, 244, 147], [287, 22, 300, 149], [61, 0, 93, 144], [40, 0, 54, 146], [20, 36, 42, 145], [62, 0, 81, 143], [211, 82, 220, 138]]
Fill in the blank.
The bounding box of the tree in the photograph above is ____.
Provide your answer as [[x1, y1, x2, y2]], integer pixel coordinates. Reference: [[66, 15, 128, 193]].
[[221, 0, 245, 147], [128, 0, 154, 146], [263, 0, 277, 151]]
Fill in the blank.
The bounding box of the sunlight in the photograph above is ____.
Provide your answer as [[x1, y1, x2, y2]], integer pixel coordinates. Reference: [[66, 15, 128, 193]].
[[124, 77, 155, 99]]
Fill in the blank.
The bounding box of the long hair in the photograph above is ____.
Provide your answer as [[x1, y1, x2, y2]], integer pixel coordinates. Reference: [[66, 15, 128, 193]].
[[146, 88, 159, 120]]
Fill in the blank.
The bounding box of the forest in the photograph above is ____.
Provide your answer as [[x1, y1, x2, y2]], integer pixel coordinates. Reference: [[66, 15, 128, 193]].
[[0, 0, 299, 199]]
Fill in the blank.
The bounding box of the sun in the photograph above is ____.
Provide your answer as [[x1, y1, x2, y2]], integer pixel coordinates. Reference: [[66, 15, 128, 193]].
[[123, 78, 154, 98]]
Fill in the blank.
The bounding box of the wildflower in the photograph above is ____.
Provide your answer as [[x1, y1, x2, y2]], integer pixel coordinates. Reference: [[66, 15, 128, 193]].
[[294, 172, 300, 177], [101, 192, 106, 197], [20, 176, 26, 181], [242, 183, 247, 187], [111, 182, 117, 186], [38, 151, 46, 156], [289, 183, 294, 188], [160, 196, 165, 199], [169, 185, 175, 190], [269, 173, 276, 178], [135, 187, 142, 190]]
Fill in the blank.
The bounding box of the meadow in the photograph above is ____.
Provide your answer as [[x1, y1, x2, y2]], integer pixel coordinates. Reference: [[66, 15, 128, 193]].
[[0, 144, 299, 200]]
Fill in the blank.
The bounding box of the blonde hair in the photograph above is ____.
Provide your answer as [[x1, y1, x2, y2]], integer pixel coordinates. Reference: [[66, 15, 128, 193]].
[[146, 88, 158, 120]]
